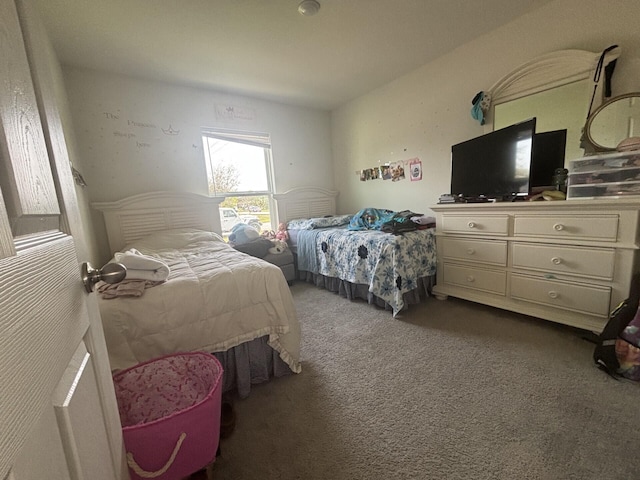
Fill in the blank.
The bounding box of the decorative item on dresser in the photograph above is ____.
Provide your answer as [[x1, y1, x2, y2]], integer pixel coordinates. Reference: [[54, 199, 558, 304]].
[[431, 199, 640, 332]]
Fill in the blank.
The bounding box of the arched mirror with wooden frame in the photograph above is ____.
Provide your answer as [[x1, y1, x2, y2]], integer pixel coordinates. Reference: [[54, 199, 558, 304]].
[[483, 47, 621, 162]]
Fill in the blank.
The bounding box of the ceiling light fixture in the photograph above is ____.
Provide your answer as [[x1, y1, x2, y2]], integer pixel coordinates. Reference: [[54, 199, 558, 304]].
[[298, 0, 320, 16]]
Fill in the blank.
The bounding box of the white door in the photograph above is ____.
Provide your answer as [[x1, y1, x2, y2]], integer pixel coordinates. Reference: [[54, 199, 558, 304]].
[[0, 0, 126, 479]]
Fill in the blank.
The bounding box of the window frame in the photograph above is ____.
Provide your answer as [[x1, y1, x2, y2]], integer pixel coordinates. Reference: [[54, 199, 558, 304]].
[[201, 127, 276, 229]]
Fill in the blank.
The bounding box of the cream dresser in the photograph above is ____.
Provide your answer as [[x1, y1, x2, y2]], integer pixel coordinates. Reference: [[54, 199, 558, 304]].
[[431, 199, 640, 332]]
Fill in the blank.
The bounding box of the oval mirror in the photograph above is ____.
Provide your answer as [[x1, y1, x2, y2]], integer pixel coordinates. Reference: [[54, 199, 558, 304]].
[[585, 92, 640, 151]]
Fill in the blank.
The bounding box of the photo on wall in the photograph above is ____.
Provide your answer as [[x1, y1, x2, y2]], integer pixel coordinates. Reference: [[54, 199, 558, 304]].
[[390, 162, 405, 182], [409, 158, 422, 181]]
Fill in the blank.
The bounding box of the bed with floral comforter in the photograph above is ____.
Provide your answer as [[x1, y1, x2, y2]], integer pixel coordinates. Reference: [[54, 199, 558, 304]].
[[288, 213, 437, 316]]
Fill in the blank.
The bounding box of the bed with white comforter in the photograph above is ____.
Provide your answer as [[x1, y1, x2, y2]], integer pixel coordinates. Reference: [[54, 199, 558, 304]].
[[97, 229, 301, 384]]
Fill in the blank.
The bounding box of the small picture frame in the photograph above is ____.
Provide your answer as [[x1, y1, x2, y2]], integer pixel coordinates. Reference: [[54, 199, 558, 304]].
[[409, 158, 422, 181], [390, 162, 405, 182]]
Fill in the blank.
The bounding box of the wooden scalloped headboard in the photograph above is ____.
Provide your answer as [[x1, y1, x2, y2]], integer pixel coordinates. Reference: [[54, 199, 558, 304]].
[[92, 191, 223, 254], [273, 187, 339, 223]]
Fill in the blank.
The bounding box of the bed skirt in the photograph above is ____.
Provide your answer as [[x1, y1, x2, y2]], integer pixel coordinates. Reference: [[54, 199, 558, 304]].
[[213, 335, 293, 398], [297, 271, 435, 313]]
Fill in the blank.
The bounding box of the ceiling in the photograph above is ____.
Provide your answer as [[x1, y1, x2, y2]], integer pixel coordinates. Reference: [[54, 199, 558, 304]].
[[33, 0, 554, 110]]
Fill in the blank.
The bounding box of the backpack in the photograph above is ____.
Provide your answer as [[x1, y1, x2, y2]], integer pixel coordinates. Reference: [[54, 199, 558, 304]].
[[593, 272, 640, 379]]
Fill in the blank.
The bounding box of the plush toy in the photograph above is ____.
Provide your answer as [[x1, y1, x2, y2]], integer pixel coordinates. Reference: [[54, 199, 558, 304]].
[[228, 223, 260, 245], [268, 239, 288, 255], [275, 222, 289, 242], [261, 229, 276, 240]]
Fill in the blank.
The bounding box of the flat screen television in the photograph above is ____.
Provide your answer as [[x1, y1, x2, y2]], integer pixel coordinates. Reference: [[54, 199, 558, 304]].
[[450, 118, 536, 200], [530, 129, 567, 190]]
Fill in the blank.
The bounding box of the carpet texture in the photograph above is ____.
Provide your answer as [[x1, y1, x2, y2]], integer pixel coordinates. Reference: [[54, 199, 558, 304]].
[[210, 282, 640, 479]]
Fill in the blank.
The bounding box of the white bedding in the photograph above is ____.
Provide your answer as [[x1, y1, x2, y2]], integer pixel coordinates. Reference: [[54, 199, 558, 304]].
[[98, 229, 301, 373]]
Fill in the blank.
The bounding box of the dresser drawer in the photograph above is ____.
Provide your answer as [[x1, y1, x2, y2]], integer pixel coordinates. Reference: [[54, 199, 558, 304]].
[[441, 214, 509, 236], [440, 237, 507, 266], [510, 274, 611, 317], [513, 214, 618, 241], [442, 264, 506, 295], [511, 243, 615, 279]]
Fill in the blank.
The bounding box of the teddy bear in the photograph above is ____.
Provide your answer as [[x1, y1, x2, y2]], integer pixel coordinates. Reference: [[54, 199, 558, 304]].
[[268, 239, 288, 255], [275, 222, 289, 242]]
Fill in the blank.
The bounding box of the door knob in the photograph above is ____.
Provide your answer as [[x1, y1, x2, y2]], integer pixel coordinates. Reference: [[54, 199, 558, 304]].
[[81, 262, 127, 293]]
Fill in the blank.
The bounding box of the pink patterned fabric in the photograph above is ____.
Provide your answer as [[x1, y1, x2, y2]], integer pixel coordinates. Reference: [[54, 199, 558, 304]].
[[113, 352, 223, 480]]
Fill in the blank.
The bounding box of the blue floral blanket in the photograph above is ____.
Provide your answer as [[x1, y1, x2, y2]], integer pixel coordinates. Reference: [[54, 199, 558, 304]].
[[295, 226, 436, 316]]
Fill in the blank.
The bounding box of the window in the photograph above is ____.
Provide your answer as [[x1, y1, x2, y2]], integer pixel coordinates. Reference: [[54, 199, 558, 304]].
[[201, 128, 275, 236]]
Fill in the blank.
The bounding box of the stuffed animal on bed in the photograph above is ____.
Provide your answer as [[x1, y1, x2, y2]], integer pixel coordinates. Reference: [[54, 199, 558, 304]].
[[228, 223, 260, 245], [275, 222, 289, 242], [261, 229, 276, 240], [268, 239, 288, 255]]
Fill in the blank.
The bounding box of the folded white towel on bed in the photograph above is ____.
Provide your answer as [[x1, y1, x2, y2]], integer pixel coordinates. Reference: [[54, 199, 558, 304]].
[[113, 248, 171, 282]]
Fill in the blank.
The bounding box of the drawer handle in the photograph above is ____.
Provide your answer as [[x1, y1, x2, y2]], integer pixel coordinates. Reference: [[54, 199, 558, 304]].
[[467, 221, 476, 228], [553, 223, 565, 231], [466, 248, 475, 255], [466, 275, 475, 283], [548, 291, 559, 299], [551, 257, 562, 265]]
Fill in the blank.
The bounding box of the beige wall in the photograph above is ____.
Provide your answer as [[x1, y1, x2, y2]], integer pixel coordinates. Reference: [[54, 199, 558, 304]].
[[331, 0, 640, 215], [62, 68, 333, 263], [58, 0, 640, 262], [64, 69, 334, 202]]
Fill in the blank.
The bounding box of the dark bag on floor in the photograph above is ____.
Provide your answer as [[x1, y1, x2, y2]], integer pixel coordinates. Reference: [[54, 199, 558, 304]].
[[593, 272, 640, 379]]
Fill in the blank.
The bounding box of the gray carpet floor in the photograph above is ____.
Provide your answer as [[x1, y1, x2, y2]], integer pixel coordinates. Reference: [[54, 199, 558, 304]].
[[211, 282, 640, 480]]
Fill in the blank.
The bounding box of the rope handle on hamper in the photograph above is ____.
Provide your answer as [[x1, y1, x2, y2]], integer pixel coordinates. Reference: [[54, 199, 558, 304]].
[[126, 432, 187, 478]]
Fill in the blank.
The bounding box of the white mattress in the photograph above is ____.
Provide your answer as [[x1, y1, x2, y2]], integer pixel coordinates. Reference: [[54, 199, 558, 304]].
[[97, 229, 301, 373]]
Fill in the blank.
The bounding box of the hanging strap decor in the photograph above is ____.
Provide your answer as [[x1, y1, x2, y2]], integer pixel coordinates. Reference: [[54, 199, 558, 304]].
[[580, 45, 619, 150]]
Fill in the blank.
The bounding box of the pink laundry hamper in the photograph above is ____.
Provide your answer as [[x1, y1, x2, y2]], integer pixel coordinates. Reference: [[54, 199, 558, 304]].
[[113, 352, 223, 480]]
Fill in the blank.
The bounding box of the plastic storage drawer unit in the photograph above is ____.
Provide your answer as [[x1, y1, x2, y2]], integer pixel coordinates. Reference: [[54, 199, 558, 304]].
[[567, 150, 640, 199]]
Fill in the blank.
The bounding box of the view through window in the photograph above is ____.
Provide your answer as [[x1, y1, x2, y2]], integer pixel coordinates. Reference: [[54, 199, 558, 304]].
[[202, 129, 274, 238]]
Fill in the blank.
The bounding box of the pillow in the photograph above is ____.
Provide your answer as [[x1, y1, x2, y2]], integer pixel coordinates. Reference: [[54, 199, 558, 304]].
[[287, 214, 353, 230], [125, 228, 223, 251]]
